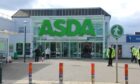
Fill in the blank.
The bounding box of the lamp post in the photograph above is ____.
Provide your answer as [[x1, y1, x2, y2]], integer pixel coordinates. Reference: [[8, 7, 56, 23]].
[[24, 21, 27, 62]]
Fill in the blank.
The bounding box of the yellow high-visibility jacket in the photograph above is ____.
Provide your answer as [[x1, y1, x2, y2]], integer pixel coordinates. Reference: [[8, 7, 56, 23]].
[[106, 48, 115, 58], [136, 49, 140, 60], [132, 47, 137, 56]]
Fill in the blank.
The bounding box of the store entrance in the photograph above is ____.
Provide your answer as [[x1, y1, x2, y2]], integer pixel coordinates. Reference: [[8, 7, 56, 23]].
[[70, 42, 80, 58], [50, 42, 56, 58], [62, 42, 69, 58], [49, 42, 70, 58], [42, 42, 103, 58], [81, 42, 92, 58]]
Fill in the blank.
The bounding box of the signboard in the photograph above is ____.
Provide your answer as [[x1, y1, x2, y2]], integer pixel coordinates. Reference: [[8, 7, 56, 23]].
[[110, 24, 124, 83], [39, 19, 96, 36], [111, 24, 123, 39], [9, 44, 14, 52], [25, 43, 30, 55], [126, 35, 140, 42], [16, 43, 23, 55]]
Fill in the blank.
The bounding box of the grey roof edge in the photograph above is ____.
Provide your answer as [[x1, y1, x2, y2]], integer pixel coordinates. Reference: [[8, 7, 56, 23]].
[[12, 7, 111, 18], [11, 9, 30, 18], [100, 8, 111, 17], [12, 16, 29, 18]]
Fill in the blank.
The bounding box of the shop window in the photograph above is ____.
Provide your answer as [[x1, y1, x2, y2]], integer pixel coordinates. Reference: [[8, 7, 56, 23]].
[[18, 27, 24, 33], [9, 44, 14, 52], [16, 43, 23, 55], [0, 40, 5, 51], [25, 43, 30, 55], [69, 9, 72, 15], [96, 43, 103, 58], [56, 10, 61, 16], [63, 9, 66, 16], [18, 26, 30, 33]]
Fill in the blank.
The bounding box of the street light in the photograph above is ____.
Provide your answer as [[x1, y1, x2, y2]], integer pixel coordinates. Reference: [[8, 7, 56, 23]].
[[23, 21, 28, 62]]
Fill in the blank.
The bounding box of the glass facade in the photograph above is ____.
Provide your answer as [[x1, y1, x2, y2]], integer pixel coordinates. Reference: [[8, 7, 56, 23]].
[[29, 8, 111, 59], [31, 15, 106, 58], [37, 42, 103, 58], [16, 43, 31, 55]]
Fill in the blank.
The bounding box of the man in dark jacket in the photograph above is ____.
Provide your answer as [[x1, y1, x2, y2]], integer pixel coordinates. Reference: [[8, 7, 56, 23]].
[[34, 47, 41, 62]]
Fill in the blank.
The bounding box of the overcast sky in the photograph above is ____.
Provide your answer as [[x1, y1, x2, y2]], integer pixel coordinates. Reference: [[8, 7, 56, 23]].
[[0, 0, 140, 34]]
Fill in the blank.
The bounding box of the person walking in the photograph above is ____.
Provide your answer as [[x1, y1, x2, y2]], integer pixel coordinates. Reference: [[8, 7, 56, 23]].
[[41, 51, 45, 62], [45, 47, 50, 59], [131, 46, 137, 63], [130, 46, 134, 62], [106, 45, 115, 66], [34, 47, 41, 62]]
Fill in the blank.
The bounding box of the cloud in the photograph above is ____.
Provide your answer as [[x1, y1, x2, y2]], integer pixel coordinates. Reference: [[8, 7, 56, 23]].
[[110, 12, 140, 34], [0, 0, 37, 10], [0, 0, 140, 34], [0, 9, 15, 18]]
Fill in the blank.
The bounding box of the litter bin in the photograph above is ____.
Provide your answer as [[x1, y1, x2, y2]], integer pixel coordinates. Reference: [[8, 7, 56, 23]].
[[14, 52, 18, 59]]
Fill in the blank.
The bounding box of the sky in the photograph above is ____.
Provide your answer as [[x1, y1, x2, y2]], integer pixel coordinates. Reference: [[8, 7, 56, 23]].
[[0, 0, 140, 34]]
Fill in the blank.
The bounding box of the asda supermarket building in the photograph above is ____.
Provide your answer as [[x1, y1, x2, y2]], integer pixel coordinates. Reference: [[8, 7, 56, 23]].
[[11, 8, 111, 58]]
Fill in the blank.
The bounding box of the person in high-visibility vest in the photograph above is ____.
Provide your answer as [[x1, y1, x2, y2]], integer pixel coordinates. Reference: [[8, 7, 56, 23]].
[[106, 45, 115, 66], [130, 46, 134, 62], [131, 46, 137, 63], [137, 47, 140, 66]]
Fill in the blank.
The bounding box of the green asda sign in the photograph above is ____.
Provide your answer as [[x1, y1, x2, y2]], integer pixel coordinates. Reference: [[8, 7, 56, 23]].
[[39, 19, 96, 36]]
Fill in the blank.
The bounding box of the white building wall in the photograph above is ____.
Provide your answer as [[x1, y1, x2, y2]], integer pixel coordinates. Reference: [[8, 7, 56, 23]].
[[109, 35, 140, 58], [0, 17, 15, 31], [0, 17, 15, 58], [11, 18, 33, 57]]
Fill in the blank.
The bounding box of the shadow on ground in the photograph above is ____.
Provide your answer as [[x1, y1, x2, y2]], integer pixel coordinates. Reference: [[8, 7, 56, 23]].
[[2, 62, 50, 84]]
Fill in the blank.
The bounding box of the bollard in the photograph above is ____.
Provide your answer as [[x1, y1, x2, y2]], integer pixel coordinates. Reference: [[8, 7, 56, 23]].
[[0, 62, 2, 84], [59, 63, 63, 84], [91, 63, 95, 84], [125, 64, 128, 84], [28, 62, 32, 84]]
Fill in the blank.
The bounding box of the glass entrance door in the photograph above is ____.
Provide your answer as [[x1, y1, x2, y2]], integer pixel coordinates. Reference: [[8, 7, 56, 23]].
[[56, 42, 62, 58], [95, 42, 103, 58], [70, 42, 79, 58], [50, 42, 56, 58], [62, 42, 69, 57], [81, 42, 92, 58], [91, 43, 96, 58]]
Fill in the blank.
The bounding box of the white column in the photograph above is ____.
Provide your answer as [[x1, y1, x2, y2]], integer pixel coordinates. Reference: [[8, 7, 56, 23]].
[[7, 37, 9, 57]]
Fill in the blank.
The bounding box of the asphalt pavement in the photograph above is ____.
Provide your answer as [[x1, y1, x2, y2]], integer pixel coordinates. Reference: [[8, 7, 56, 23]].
[[2, 58, 140, 84]]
